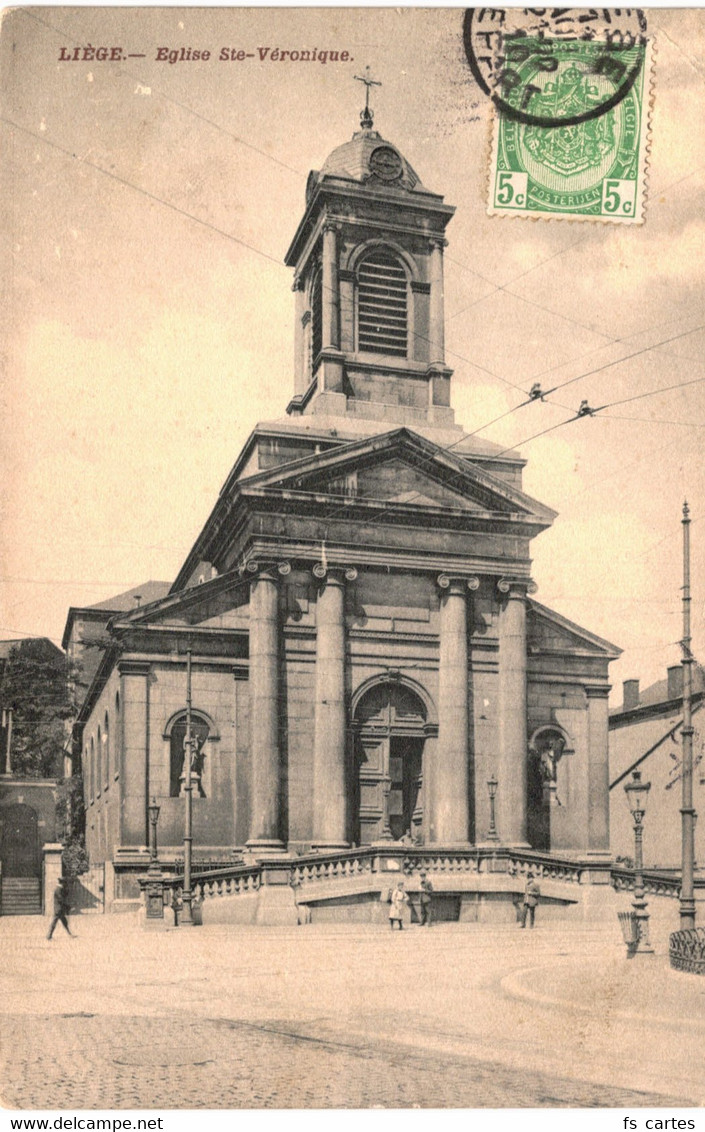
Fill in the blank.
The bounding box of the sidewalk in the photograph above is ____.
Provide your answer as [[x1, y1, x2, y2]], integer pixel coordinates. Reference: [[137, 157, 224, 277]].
[[1, 912, 703, 1108]]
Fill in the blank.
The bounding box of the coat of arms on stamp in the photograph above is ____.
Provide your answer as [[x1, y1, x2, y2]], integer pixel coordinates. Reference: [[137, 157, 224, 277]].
[[488, 37, 652, 223], [463, 9, 652, 224]]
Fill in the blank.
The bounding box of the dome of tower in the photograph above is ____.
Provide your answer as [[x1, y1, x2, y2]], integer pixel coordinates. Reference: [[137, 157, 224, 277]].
[[312, 129, 428, 194]]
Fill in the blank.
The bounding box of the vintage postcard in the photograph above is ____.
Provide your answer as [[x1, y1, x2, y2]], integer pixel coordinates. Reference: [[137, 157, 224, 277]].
[[1, 5, 705, 1121]]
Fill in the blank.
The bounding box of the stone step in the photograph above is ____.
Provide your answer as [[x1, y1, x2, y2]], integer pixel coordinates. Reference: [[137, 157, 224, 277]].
[[2, 878, 42, 915]]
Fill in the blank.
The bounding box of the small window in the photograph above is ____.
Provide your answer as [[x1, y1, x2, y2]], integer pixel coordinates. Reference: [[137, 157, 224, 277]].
[[357, 250, 408, 358], [96, 728, 102, 796]]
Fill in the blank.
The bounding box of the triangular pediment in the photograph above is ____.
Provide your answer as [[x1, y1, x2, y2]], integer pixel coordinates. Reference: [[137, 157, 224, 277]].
[[238, 428, 556, 524], [110, 570, 250, 631], [528, 600, 621, 658]]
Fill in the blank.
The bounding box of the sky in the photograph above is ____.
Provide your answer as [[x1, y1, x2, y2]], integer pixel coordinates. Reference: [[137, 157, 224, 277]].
[[1, 6, 704, 706]]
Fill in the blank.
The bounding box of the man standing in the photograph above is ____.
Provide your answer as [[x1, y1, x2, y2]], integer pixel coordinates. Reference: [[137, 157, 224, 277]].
[[47, 877, 73, 939], [520, 871, 541, 929], [419, 873, 433, 927]]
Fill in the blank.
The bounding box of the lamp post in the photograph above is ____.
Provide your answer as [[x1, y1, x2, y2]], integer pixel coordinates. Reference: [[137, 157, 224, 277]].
[[143, 796, 164, 922], [487, 776, 499, 842], [179, 649, 196, 927], [624, 770, 653, 954], [148, 797, 160, 863]]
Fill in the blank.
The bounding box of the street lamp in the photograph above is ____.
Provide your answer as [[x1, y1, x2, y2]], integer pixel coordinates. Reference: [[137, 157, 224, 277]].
[[148, 797, 161, 863], [487, 777, 499, 842], [143, 796, 164, 922], [624, 770, 654, 954]]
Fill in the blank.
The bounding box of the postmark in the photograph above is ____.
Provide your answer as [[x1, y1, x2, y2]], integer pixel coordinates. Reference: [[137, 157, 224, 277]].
[[464, 8, 648, 127]]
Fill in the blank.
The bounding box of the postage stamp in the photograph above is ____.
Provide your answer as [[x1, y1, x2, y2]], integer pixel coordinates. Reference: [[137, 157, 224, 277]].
[[464, 9, 653, 223]]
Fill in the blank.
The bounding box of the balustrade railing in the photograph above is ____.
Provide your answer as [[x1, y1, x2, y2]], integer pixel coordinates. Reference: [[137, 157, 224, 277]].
[[152, 847, 702, 906]]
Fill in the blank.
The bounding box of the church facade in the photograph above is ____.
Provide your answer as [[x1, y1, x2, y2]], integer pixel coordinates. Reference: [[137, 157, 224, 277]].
[[69, 111, 620, 912]]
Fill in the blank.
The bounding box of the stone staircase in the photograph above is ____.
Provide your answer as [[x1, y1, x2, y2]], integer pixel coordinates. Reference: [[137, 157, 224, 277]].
[[1, 877, 42, 915]]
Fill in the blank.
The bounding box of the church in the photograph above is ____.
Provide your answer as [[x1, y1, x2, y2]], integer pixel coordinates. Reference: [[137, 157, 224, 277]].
[[67, 95, 621, 920]]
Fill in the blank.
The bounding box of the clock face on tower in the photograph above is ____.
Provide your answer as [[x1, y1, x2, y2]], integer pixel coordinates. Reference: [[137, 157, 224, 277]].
[[369, 145, 403, 182]]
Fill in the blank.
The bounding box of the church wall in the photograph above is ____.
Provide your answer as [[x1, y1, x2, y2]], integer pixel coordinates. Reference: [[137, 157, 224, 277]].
[[83, 668, 121, 866], [142, 662, 237, 854]]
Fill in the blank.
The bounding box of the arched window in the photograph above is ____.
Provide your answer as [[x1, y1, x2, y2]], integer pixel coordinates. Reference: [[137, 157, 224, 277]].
[[357, 249, 408, 358], [103, 712, 109, 788], [310, 265, 323, 368], [169, 714, 210, 799]]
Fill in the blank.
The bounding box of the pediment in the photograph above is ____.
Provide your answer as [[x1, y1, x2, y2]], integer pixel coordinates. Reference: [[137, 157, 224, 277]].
[[528, 600, 621, 658], [110, 571, 249, 630], [239, 428, 556, 524]]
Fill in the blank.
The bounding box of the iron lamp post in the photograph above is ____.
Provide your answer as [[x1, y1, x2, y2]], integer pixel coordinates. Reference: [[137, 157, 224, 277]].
[[144, 796, 165, 921], [487, 776, 499, 842], [624, 770, 654, 954]]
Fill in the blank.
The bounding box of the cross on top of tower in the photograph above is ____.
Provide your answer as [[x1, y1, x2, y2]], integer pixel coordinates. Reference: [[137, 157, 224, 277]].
[[354, 66, 381, 130]]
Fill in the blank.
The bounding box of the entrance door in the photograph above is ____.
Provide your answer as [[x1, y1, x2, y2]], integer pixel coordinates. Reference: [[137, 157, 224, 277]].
[[0, 804, 39, 878], [353, 682, 427, 846], [388, 737, 423, 841]]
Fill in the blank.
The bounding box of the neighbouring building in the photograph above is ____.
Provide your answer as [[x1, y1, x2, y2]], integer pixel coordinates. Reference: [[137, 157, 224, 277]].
[[609, 666, 705, 870], [67, 104, 622, 918], [0, 637, 66, 915]]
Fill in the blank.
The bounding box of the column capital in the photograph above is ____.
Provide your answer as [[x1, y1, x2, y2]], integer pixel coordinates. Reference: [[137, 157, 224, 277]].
[[322, 220, 342, 236], [118, 660, 151, 677], [242, 559, 290, 580], [497, 578, 537, 598], [313, 563, 357, 584], [437, 574, 480, 593], [292, 276, 305, 293], [585, 684, 611, 699], [428, 237, 448, 251]]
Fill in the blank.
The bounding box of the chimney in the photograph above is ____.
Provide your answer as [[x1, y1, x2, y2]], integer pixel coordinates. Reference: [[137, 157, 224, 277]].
[[667, 664, 684, 701], [623, 679, 640, 711]]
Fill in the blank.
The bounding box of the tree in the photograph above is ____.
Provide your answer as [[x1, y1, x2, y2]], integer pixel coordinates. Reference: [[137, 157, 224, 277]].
[[0, 641, 75, 778]]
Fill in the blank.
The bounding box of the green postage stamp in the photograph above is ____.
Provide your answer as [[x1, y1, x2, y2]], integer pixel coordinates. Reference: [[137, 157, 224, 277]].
[[487, 37, 652, 223]]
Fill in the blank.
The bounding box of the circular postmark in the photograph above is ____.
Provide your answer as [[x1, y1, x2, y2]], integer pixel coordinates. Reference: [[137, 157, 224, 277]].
[[463, 8, 648, 128]]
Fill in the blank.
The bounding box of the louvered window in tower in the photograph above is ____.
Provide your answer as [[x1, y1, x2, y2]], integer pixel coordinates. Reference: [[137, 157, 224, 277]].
[[357, 251, 408, 358]]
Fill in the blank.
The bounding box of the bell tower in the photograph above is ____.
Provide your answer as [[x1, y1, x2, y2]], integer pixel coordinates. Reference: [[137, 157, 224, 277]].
[[285, 73, 456, 429]]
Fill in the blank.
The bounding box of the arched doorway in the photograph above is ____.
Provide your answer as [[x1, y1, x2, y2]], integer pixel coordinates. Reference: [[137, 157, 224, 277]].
[[0, 804, 39, 878], [352, 680, 430, 846]]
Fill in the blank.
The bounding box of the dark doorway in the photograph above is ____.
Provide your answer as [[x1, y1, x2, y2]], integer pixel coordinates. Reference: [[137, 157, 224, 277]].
[[388, 737, 423, 841], [0, 804, 39, 878]]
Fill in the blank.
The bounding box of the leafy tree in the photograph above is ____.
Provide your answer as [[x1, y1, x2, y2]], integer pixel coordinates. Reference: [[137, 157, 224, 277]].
[[0, 642, 75, 778], [56, 774, 89, 876]]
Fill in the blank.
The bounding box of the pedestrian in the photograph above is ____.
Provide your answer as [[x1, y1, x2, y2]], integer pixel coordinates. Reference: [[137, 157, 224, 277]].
[[419, 872, 433, 927], [388, 881, 407, 930], [47, 876, 74, 939], [520, 871, 541, 929]]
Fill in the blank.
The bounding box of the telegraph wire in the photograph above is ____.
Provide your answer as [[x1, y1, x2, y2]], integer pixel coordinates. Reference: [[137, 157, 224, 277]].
[[495, 370, 705, 459]]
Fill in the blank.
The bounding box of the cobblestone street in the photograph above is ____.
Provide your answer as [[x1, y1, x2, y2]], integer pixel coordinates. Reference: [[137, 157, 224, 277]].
[[1, 915, 703, 1110]]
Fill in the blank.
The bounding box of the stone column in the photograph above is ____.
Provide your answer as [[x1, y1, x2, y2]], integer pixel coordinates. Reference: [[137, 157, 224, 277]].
[[430, 576, 477, 844], [247, 566, 285, 852], [312, 565, 357, 848], [497, 581, 530, 846], [428, 238, 446, 365], [586, 686, 611, 854], [321, 223, 339, 350]]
